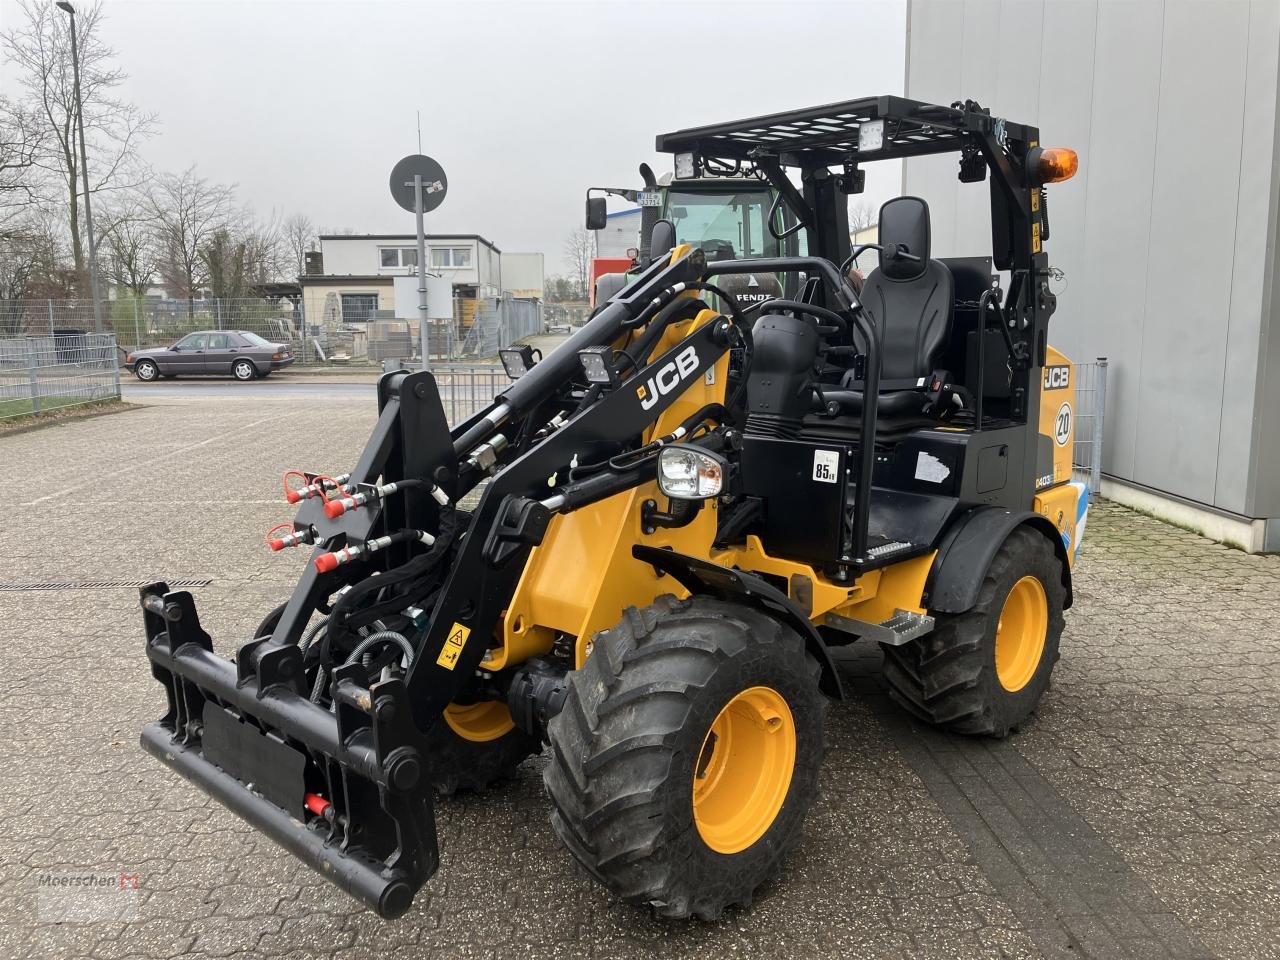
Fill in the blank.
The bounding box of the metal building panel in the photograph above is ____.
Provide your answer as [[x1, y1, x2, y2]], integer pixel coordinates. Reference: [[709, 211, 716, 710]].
[[1133, 0, 1251, 505], [1220, 0, 1280, 515], [906, 0, 1279, 518], [905, 0, 968, 255], [1032, 0, 1099, 366], [1074, 0, 1164, 483]]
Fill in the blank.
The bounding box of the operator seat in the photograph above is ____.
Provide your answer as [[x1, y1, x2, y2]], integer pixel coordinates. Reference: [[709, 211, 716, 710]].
[[831, 196, 954, 417]]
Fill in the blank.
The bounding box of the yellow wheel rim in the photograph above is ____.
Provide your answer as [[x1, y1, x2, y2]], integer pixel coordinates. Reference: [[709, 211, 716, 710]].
[[692, 686, 796, 854], [994, 576, 1049, 692], [443, 701, 515, 743]]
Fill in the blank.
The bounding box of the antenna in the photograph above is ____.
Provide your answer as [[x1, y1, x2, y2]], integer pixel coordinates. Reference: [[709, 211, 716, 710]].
[[417, 110, 422, 154]]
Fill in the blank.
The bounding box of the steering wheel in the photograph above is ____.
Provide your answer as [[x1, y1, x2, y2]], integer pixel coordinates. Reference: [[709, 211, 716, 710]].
[[701, 238, 737, 262], [763, 299, 849, 338]]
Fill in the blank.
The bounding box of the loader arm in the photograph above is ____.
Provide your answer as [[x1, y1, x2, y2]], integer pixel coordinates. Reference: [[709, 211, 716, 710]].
[[138, 247, 755, 918]]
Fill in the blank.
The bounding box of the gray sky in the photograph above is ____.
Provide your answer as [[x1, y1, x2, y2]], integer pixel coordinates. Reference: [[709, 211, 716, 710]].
[[2, 0, 908, 272]]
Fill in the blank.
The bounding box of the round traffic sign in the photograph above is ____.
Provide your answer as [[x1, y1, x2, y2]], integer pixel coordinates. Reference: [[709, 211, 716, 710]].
[[389, 155, 448, 213]]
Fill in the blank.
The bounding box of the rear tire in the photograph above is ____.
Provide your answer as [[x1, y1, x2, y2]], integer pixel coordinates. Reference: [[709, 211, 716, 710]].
[[544, 595, 826, 920], [232, 358, 258, 381], [882, 527, 1065, 737], [424, 701, 540, 796]]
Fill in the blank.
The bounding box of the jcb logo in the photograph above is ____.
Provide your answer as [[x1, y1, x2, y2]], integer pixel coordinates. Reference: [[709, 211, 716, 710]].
[[638, 345, 699, 411], [1043, 365, 1070, 390]]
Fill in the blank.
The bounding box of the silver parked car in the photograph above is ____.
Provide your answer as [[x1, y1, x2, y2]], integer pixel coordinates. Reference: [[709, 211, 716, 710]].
[[125, 330, 296, 382]]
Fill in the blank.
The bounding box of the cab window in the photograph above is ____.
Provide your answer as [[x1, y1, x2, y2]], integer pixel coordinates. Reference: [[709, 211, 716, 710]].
[[175, 334, 208, 350], [665, 189, 777, 260]]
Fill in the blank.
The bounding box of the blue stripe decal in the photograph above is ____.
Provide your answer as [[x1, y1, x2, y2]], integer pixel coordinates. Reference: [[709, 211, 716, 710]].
[[1069, 481, 1089, 560]]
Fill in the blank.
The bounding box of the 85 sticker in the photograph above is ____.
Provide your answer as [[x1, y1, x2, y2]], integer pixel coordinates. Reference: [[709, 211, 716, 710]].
[[812, 449, 840, 483]]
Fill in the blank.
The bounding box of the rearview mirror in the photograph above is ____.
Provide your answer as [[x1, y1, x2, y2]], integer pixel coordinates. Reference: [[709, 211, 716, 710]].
[[648, 219, 677, 260], [585, 197, 607, 231]]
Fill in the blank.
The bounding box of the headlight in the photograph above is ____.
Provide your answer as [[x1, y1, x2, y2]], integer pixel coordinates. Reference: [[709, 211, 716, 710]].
[[500, 345, 536, 380], [577, 345, 617, 386], [857, 119, 885, 153], [657, 445, 727, 500], [674, 152, 700, 180]]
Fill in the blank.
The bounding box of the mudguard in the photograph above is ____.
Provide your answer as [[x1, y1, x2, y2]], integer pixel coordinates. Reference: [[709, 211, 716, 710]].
[[923, 506, 1072, 613], [632, 544, 844, 699]]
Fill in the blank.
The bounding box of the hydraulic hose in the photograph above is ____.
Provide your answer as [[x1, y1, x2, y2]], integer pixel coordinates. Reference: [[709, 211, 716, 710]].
[[328, 508, 459, 646], [344, 631, 415, 668]]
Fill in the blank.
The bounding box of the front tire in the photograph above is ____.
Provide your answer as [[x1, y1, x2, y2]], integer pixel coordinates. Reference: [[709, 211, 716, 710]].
[[232, 359, 258, 381], [882, 527, 1065, 737], [544, 595, 826, 920], [424, 700, 540, 795], [133, 359, 159, 382]]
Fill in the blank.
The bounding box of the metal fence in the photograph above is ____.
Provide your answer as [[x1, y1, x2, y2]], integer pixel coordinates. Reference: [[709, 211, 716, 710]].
[[460, 298, 544, 356], [1, 295, 546, 366], [1, 297, 301, 353], [1071, 358, 1109, 499], [0, 333, 122, 421], [428, 363, 508, 426]]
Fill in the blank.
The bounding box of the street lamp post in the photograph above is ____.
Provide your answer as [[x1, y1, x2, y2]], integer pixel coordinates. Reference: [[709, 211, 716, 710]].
[[57, 1, 104, 334]]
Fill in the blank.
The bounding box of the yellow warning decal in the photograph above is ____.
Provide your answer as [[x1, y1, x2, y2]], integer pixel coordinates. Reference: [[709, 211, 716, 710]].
[[436, 622, 470, 670]]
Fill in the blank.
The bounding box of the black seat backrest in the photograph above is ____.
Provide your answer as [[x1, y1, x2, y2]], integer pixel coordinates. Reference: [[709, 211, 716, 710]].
[[858, 197, 954, 383]]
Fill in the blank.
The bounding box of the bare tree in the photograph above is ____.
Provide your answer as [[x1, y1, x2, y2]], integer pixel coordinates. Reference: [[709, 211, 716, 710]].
[[2, 0, 155, 289], [241, 210, 288, 285], [99, 188, 158, 296], [542, 274, 577, 303], [0, 210, 73, 299], [0, 221, 46, 300], [283, 213, 315, 278], [848, 201, 876, 233], [151, 167, 233, 314], [201, 227, 248, 300], [0, 95, 48, 226], [201, 209, 287, 298], [563, 227, 593, 300]]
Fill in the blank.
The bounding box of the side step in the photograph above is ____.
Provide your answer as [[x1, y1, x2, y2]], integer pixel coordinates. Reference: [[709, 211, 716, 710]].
[[824, 608, 936, 646]]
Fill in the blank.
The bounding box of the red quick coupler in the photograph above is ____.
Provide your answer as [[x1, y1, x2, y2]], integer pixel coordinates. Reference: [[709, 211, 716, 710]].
[[266, 525, 317, 552], [284, 472, 353, 504], [314, 529, 436, 573], [323, 480, 451, 519]]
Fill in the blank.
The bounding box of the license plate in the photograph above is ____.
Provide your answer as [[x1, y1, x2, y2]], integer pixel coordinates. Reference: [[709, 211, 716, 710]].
[[639, 192, 662, 207], [202, 703, 306, 818]]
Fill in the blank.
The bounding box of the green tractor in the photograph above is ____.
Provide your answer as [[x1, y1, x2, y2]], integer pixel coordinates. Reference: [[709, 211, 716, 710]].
[[586, 165, 801, 308]]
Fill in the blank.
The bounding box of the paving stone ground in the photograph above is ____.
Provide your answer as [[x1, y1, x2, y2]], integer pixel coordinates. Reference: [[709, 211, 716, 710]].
[[1, 390, 1277, 960]]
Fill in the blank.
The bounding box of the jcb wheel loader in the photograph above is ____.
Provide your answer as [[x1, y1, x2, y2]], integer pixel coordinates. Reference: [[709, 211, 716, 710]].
[[140, 95, 1088, 921]]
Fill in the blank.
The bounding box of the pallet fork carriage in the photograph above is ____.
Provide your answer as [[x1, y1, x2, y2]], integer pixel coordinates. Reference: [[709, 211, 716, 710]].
[[141, 94, 1089, 920]]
